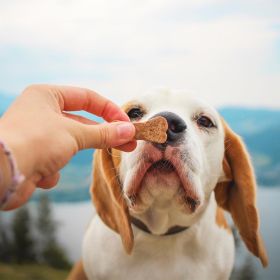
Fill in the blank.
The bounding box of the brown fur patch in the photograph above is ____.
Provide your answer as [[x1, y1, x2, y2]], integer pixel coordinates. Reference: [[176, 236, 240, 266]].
[[111, 148, 121, 171], [215, 206, 230, 232], [90, 149, 133, 254], [215, 118, 268, 267]]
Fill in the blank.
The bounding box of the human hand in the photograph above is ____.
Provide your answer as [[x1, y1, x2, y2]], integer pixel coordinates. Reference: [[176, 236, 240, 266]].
[[0, 85, 136, 210]]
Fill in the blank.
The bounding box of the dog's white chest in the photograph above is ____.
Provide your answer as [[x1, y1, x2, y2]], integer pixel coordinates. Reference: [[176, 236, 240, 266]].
[[82, 213, 234, 280]]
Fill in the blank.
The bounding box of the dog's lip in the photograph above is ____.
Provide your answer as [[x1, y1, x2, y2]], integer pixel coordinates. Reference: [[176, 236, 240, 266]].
[[126, 156, 186, 196], [126, 161, 153, 198], [147, 159, 176, 173], [126, 151, 201, 211]]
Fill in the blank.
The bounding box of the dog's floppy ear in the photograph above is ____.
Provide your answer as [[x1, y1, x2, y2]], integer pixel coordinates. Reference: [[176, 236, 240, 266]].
[[215, 119, 268, 267], [90, 149, 134, 254]]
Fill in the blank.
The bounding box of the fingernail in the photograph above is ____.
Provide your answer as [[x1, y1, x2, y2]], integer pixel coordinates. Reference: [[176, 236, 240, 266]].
[[117, 123, 135, 139]]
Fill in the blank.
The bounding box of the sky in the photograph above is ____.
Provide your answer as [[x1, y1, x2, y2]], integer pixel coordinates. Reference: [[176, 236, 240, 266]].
[[0, 0, 279, 108]]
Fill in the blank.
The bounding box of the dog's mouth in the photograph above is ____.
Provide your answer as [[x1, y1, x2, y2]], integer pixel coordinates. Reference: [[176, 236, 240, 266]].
[[147, 159, 176, 173], [126, 152, 201, 213]]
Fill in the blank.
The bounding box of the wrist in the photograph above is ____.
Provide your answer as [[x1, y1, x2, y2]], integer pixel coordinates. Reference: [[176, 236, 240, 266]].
[[0, 139, 25, 207], [0, 121, 34, 179], [0, 143, 13, 198]]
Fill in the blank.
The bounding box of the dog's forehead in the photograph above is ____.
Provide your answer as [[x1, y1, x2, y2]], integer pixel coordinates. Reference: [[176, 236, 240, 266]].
[[123, 89, 219, 118]]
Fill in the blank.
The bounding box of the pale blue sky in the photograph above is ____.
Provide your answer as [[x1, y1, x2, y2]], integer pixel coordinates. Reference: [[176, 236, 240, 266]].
[[0, 0, 279, 107]]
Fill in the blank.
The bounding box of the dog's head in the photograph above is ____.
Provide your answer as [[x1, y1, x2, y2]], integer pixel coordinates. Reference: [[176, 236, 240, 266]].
[[91, 89, 268, 267]]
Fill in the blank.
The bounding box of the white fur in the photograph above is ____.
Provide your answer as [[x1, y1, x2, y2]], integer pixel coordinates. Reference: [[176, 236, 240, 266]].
[[83, 90, 235, 280]]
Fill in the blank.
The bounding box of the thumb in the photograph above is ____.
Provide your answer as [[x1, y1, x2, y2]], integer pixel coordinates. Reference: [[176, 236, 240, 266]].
[[76, 121, 135, 150]]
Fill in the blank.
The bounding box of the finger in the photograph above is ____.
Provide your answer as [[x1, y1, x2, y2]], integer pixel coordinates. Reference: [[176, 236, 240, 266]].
[[74, 121, 135, 150], [37, 172, 60, 189], [53, 85, 129, 122], [115, 140, 137, 152], [62, 112, 98, 125]]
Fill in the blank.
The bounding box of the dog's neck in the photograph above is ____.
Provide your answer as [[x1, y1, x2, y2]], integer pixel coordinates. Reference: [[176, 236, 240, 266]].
[[129, 193, 214, 236]]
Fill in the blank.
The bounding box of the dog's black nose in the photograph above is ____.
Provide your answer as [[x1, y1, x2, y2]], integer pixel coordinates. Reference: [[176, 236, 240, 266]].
[[152, 111, 186, 149]]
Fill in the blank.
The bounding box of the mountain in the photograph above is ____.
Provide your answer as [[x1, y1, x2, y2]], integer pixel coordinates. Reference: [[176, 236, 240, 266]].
[[1, 93, 279, 202], [220, 107, 280, 186], [43, 105, 280, 202]]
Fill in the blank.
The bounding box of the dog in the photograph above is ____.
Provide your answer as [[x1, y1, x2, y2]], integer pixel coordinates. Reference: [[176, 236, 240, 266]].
[[68, 89, 268, 280]]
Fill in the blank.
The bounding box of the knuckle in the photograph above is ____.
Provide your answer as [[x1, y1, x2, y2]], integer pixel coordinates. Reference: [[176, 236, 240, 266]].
[[22, 84, 44, 94], [76, 133, 86, 151], [22, 84, 37, 95], [100, 100, 111, 116], [22, 84, 63, 109], [98, 125, 111, 148]]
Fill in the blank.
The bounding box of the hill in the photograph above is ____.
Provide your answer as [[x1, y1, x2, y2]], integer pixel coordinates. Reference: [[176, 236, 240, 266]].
[[220, 107, 280, 186], [1, 93, 279, 202]]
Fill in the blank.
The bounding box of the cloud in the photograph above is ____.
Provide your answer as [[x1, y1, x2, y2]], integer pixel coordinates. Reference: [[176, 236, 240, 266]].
[[0, 0, 279, 107]]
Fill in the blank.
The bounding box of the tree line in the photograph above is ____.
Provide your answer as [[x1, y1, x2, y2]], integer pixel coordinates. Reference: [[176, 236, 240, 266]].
[[0, 194, 71, 269]]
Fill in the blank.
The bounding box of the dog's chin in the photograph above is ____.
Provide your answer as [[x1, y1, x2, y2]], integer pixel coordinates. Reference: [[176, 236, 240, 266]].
[[127, 169, 205, 234], [125, 159, 202, 214], [142, 169, 182, 201], [127, 167, 194, 215]]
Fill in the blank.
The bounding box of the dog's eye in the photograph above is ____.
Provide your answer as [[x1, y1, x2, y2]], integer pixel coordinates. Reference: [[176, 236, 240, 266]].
[[197, 116, 215, 128], [127, 108, 144, 120]]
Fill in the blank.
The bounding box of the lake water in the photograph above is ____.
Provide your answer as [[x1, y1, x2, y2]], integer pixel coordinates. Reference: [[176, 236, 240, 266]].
[[2, 187, 280, 279]]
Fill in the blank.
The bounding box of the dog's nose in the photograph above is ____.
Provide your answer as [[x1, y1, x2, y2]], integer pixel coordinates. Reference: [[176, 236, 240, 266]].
[[152, 111, 186, 149]]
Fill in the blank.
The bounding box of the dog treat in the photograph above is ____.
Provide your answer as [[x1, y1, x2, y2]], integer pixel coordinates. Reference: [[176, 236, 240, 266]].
[[134, 116, 168, 144]]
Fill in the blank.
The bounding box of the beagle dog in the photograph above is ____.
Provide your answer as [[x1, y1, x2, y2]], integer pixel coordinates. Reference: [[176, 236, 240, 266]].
[[68, 89, 268, 280]]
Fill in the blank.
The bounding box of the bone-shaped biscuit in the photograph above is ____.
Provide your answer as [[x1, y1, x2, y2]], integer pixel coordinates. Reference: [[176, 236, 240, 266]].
[[133, 116, 168, 144]]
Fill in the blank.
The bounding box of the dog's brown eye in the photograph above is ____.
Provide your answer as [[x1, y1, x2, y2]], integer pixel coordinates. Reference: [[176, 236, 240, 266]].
[[197, 116, 215, 128], [127, 108, 144, 120]]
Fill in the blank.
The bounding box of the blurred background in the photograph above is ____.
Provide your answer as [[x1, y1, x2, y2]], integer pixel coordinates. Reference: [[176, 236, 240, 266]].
[[0, 0, 279, 279]]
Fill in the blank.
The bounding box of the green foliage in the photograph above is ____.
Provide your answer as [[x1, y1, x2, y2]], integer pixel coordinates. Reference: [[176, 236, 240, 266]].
[[0, 214, 13, 263], [0, 195, 71, 271], [36, 194, 71, 269], [0, 262, 69, 280], [42, 243, 71, 269], [36, 194, 56, 243], [12, 207, 36, 263]]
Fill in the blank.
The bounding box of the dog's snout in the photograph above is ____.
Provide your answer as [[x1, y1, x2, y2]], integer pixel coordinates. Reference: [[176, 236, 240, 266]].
[[152, 111, 186, 148]]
